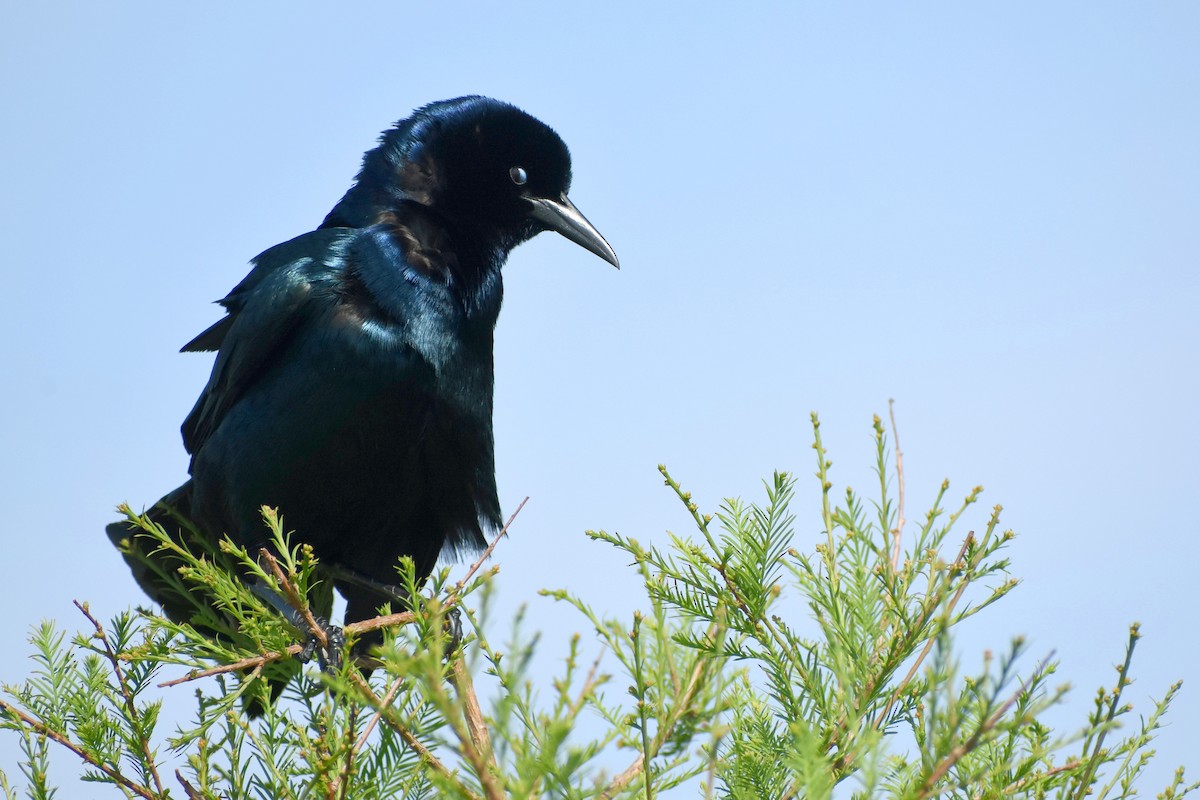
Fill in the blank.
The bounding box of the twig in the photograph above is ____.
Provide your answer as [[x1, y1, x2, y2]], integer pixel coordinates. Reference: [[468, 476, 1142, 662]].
[[158, 645, 305, 687], [346, 672, 481, 800], [74, 601, 167, 798], [599, 647, 712, 800], [874, 532, 975, 731], [0, 698, 158, 800], [445, 656, 506, 800], [416, 495, 528, 798], [446, 496, 528, 608], [156, 612, 417, 688], [1001, 760, 1080, 795], [176, 770, 204, 800], [354, 674, 406, 753], [916, 654, 1054, 797], [345, 610, 418, 636], [260, 548, 329, 652], [573, 652, 605, 715], [414, 637, 505, 800], [450, 657, 496, 771], [888, 398, 905, 572]]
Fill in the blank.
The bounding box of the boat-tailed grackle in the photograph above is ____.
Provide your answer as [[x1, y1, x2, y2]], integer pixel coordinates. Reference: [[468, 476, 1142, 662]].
[[107, 96, 617, 690]]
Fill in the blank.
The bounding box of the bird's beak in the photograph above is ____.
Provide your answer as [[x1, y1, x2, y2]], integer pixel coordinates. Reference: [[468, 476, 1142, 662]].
[[526, 194, 620, 269]]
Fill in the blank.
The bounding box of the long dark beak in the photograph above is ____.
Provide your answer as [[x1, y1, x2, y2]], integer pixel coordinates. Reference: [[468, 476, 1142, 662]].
[[527, 194, 620, 269]]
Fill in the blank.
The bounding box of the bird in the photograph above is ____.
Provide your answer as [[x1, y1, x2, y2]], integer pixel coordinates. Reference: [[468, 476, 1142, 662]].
[[107, 95, 618, 678]]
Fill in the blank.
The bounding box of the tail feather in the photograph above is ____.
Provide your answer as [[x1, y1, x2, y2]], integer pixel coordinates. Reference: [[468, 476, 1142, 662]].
[[106, 482, 204, 625], [106, 481, 296, 717]]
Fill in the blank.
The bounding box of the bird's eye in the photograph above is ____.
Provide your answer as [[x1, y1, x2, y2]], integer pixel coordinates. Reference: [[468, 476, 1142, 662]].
[[509, 166, 528, 186]]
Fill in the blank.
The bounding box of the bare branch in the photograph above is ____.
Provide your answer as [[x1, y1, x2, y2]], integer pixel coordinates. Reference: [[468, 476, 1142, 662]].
[[157, 611, 417, 688], [158, 645, 304, 688], [1001, 760, 1080, 795], [450, 657, 495, 771], [573, 652, 605, 716], [354, 673, 406, 754], [176, 770, 204, 800], [344, 610, 418, 636], [447, 656, 505, 800], [446, 496, 528, 609]]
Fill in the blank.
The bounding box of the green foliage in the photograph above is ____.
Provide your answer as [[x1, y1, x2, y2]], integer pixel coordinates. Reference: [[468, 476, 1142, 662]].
[[1, 416, 1194, 798]]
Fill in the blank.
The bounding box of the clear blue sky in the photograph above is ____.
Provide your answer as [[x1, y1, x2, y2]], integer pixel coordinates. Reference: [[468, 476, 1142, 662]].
[[2, 2, 1197, 792]]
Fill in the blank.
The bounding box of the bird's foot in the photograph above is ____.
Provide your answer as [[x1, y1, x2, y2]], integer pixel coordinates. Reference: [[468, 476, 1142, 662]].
[[295, 616, 346, 671], [444, 607, 463, 654], [250, 581, 345, 671]]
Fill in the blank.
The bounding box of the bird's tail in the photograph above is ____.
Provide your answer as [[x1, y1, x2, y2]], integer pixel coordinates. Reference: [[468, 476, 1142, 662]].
[[106, 483, 296, 717], [106, 482, 210, 627]]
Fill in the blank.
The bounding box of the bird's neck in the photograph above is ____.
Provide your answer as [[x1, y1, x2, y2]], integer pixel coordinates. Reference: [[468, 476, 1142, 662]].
[[369, 205, 506, 324]]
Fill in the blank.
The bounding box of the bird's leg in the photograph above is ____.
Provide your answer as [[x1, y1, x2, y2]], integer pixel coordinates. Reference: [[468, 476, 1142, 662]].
[[324, 563, 461, 654], [322, 563, 411, 607], [249, 580, 345, 670], [444, 606, 463, 654]]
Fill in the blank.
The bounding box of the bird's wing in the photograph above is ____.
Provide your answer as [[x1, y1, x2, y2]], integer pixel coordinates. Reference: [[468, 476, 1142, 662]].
[[181, 229, 353, 353], [180, 316, 232, 353], [181, 229, 352, 455]]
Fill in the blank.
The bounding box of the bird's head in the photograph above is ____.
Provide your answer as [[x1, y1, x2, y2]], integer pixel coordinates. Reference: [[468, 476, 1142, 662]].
[[323, 96, 618, 268]]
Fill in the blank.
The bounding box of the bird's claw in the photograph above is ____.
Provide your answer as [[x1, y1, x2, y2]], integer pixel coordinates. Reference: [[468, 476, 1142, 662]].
[[249, 581, 345, 669], [444, 607, 463, 654], [296, 616, 345, 671]]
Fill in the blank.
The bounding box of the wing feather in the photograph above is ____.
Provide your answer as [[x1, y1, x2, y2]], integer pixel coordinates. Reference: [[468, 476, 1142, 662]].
[[180, 229, 352, 454]]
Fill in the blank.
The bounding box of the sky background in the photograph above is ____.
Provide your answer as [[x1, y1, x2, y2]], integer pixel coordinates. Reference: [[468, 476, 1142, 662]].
[[2, 2, 1197, 794]]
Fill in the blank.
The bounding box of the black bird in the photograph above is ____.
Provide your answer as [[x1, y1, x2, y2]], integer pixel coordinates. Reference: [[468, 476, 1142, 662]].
[[108, 96, 617, 660]]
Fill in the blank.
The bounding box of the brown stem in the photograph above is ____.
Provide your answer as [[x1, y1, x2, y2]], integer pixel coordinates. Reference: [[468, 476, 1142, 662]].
[[176, 770, 204, 800], [346, 672, 479, 800], [74, 601, 167, 798], [916, 655, 1052, 798], [344, 611, 418, 636], [873, 532, 975, 731], [157, 645, 305, 687], [260, 549, 329, 652], [450, 657, 496, 772], [0, 698, 159, 800], [445, 496, 528, 609], [999, 760, 1080, 795], [157, 612, 417, 688], [355, 673, 404, 753], [599, 644, 713, 800], [573, 653, 605, 715]]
